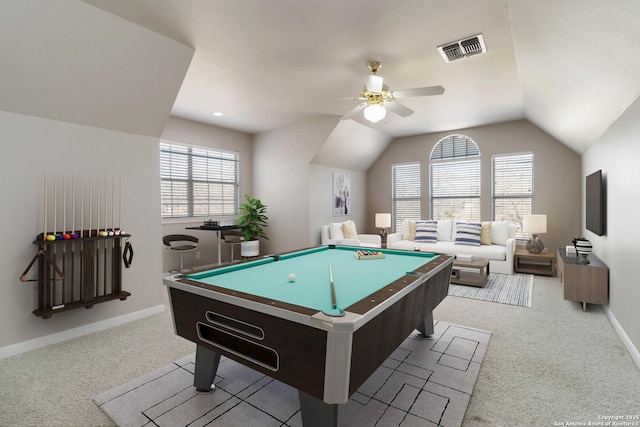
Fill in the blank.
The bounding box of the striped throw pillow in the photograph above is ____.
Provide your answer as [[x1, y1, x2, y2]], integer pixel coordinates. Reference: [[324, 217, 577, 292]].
[[454, 221, 482, 246], [415, 220, 438, 242]]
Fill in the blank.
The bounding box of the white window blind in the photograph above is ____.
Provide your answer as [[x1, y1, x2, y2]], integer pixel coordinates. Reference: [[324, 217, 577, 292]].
[[430, 135, 481, 221], [430, 160, 481, 220], [160, 142, 239, 219], [392, 163, 421, 231], [493, 153, 533, 238]]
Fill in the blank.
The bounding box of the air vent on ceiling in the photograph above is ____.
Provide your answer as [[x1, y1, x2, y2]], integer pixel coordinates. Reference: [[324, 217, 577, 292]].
[[438, 34, 486, 63]]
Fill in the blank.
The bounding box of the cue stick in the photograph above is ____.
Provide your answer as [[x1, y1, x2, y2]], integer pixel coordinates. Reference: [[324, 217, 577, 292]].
[[63, 172, 66, 235], [104, 175, 107, 234], [104, 176, 108, 295], [96, 175, 100, 236], [111, 175, 115, 235], [119, 176, 122, 232], [329, 262, 337, 309], [88, 174, 92, 237], [71, 174, 75, 301], [62, 172, 67, 304], [80, 174, 84, 238], [53, 172, 57, 236], [53, 172, 57, 306], [43, 172, 47, 240]]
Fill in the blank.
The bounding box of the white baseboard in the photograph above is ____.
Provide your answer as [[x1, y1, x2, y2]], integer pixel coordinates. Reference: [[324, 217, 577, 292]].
[[0, 305, 165, 359], [603, 305, 640, 370]]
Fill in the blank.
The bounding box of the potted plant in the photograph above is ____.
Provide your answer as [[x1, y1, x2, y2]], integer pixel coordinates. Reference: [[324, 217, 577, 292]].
[[238, 194, 268, 257]]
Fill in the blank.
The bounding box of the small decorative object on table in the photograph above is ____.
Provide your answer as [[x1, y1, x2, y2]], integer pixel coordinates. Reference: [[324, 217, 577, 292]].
[[572, 237, 592, 264], [354, 250, 386, 260]]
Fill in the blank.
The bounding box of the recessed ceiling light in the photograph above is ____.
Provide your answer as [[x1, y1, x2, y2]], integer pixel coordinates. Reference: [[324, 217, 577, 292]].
[[212, 112, 224, 117]]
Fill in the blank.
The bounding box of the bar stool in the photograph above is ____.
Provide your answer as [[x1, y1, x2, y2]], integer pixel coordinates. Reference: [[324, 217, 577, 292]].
[[221, 230, 244, 263], [163, 234, 199, 272]]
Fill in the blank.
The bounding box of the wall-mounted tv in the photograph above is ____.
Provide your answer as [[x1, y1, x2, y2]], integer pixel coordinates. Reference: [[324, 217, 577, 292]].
[[586, 169, 605, 236]]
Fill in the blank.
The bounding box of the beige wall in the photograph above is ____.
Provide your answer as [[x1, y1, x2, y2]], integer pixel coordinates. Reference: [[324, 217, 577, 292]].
[[0, 111, 165, 351], [582, 96, 640, 363], [159, 117, 253, 271], [367, 119, 582, 255]]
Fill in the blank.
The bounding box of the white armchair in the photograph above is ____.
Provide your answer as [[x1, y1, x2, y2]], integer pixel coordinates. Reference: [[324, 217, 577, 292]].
[[321, 221, 381, 248]]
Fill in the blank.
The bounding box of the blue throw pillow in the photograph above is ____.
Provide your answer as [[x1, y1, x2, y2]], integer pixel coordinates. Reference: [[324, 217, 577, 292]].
[[454, 221, 481, 246], [415, 220, 438, 242]]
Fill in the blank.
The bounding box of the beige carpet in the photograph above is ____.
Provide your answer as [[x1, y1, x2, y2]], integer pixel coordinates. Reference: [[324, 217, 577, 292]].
[[2, 276, 639, 426], [94, 321, 491, 427]]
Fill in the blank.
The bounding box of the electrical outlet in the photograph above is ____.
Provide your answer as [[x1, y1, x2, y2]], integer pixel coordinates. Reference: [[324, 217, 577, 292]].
[[195, 251, 201, 259]]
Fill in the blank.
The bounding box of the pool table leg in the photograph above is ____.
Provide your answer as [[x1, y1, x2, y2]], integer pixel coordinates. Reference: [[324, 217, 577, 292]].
[[194, 344, 221, 392], [298, 390, 338, 427], [417, 311, 434, 338]]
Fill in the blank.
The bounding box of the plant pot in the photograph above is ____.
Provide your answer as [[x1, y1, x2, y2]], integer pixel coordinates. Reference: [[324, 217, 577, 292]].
[[241, 240, 260, 257]]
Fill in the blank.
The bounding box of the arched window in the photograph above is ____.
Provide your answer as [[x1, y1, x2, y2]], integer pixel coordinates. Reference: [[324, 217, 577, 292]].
[[429, 135, 480, 220]]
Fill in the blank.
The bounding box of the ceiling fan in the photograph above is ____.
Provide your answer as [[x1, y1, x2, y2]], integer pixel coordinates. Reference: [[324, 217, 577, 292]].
[[341, 62, 445, 123]]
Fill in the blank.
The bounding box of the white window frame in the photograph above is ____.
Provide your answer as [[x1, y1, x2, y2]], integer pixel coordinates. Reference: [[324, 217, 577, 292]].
[[392, 162, 421, 232], [492, 152, 534, 239], [160, 141, 239, 221], [429, 135, 481, 221]]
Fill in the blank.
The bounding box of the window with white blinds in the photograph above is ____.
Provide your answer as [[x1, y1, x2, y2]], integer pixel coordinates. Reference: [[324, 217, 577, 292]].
[[392, 163, 421, 231], [160, 141, 239, 219], [429, 135, 481, 221], [492, 153, 533, 239]]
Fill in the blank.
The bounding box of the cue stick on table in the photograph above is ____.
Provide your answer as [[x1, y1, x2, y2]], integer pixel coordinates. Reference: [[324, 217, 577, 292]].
[[329, 262, 337, 309]]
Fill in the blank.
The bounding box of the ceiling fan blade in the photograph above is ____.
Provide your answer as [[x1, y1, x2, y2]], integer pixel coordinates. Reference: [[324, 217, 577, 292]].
[[392, 85, 445, 99], [341, 103, 366, 120], [385, 101, 414, 117]]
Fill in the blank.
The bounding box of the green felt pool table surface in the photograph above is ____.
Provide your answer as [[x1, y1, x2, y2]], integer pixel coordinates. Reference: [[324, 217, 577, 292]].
[[186, 246, 439, 316]]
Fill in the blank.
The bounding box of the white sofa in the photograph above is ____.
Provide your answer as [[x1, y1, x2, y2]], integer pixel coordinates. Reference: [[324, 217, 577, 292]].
[[387, 219, 517, 274], [321, 220, 382, 248]]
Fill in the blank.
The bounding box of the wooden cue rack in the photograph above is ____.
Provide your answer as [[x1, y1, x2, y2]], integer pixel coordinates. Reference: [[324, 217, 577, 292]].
[[31, 230, 131, 318]]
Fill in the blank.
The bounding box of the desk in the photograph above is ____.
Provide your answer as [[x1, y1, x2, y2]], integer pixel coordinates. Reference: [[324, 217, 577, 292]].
[[186, 225, 239, 265], [164, 245, 453, 427]]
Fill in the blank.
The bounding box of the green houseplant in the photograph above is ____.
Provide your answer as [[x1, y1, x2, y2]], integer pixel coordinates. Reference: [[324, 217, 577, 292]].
[[238, 194, 268, 256]]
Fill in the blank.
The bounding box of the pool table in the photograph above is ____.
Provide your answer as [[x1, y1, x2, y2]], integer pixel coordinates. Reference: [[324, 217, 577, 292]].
[[163, 245, 453, 427]]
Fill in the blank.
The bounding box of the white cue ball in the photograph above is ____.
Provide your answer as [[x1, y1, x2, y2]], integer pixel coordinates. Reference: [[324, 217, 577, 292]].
[[288, 273, 296, 282]]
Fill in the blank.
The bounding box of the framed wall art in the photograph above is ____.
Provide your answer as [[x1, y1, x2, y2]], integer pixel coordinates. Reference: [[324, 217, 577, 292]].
[[333, 173, 350, 216]]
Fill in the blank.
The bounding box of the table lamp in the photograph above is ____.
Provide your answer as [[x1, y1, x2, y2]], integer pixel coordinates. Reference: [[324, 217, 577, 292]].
[[375, 213, 392, 244], [523, 214, 547, 254]]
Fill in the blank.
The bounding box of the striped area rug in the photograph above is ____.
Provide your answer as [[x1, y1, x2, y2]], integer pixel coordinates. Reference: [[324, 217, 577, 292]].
[[448, 273, 533, 307], [94, 321, 491, 427]]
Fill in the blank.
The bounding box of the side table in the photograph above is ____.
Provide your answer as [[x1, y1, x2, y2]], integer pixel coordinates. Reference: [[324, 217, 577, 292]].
[[514, 249, 554, 276]]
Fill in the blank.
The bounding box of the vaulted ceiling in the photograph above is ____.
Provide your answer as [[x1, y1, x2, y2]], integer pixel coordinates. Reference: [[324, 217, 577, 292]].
[[5, 1, 640, 155], [83, 0, 640, 154]]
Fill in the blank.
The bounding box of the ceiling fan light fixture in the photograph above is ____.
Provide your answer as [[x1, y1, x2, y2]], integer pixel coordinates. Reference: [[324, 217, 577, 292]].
[[364, 104, 386, 123], [366, 75, 384, 93]]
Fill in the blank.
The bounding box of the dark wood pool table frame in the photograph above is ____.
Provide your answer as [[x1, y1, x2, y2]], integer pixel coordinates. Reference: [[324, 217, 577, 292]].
[[164, 246, 453, 427]]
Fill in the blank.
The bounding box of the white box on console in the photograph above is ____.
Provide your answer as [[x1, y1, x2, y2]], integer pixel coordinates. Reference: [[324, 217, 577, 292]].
[[456, 254, 474, 262], [565, 245, 577, 255]]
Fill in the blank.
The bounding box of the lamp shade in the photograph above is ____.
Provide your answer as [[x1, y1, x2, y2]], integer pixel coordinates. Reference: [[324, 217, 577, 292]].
[[523, 214, 547, 233], [363, 104, 386, 123], [375, 213, 391, 228]]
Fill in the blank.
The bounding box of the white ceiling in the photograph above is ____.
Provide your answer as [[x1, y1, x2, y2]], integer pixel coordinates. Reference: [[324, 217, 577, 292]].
[[14, 0, 640, 154]]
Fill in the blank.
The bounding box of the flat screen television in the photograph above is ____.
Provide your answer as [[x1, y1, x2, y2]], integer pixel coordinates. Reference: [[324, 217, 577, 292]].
[[585, 170, 605, 236]]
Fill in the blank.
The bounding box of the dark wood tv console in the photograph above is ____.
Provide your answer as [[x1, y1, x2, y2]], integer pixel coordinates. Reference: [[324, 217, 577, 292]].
[[557, 248, 608, 311]]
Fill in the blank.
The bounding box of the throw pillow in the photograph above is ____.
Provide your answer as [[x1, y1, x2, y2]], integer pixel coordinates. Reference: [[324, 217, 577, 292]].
[[415, 220, 438, 242], [491, 221, 510, 246], [329, 222, 345, 240], [408, 220, 417, 241], [342, 220, 358, 239], [454, 221, 482, 246], [481, 221, 492, 245]]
